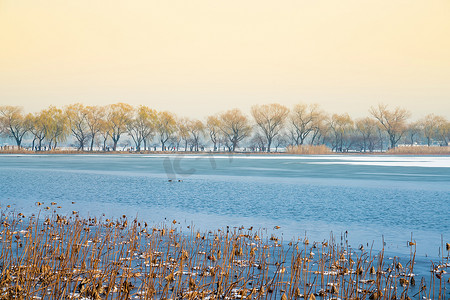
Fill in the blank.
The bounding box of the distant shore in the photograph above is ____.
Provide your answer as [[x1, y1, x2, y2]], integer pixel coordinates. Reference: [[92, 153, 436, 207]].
[[1, 148, 449, 155]]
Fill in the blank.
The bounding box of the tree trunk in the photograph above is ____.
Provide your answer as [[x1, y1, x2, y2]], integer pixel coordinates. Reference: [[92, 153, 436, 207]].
[[90, 136, 95, 151], [299, 136, 305, 145], [14, 136, 22, 148], [390, 135, 396, 149]]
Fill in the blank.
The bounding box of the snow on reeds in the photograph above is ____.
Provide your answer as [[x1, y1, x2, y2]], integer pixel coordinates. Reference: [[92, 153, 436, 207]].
[[0, 206, 448, 299]]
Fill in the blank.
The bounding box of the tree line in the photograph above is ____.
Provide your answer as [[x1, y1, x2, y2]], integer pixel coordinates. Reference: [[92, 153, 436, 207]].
[[0, 103, 449, 152]]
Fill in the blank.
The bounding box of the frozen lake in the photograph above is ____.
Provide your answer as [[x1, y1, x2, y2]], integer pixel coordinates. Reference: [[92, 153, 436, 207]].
[[0, 154, 449, 260]]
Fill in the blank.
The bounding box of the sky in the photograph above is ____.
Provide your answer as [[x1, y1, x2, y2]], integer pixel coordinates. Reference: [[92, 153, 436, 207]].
[[0, 0, 449, 120]]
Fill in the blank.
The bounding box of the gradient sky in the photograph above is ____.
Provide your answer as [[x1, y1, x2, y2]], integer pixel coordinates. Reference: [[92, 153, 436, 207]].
[[1, 0, 449, 119]]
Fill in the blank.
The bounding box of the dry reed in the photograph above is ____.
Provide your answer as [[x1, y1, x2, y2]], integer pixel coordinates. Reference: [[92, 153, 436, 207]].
[[387, 146, 450, 155], [285, 145, 332, 155], [0, 207, 448, 299]]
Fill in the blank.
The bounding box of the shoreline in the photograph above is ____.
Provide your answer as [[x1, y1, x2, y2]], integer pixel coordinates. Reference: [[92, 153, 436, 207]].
[[1, 150, 450, 156]]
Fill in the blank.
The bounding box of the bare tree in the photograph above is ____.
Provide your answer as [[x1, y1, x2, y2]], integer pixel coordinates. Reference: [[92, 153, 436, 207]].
[[310, 111, 329, 146], [105, 103, 133, 151], [0, 106, 30, 148], [29, 109, 57, 151], [370, 104, 410, 149], [127, 105, 156, 151], [219, 108, 251, 152], [44, 106, 69, 149], [99, 119, 110, 151], [249, 132, 266, 152], [251, 103, 289, 152], [155, 111, 177, 151], [329, 113, 354, 152], [355, 117, 378, 152], [85, 105, 106, 151], [376, 126, 388, 152], [65, 103, 90, 151], [176, 117, 190, 151], [206, 115, 221, 151], [272, 132, 289, 152], [187, 119, 204, 151], [8, 101, 450, 152], [289, 103, 321, 145], [403, 121, 421, 146], [419, 114, 447, 146], [436, 118, 450, 145]]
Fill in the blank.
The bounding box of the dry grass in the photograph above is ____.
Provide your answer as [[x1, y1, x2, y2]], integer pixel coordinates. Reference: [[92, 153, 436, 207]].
[[286, 145, 332, 155], [0, 148, 32, 154], [1, 206, 448, 300], [387, 146, 450, 155]]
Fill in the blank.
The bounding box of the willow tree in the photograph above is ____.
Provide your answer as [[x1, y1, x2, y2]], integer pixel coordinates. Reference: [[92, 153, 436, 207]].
[[65, 103, 90, 151], [99, 119, 111, 151], [155, 111, 176, 151], [436, 118, 450, 145], [355, 117, 378, 152], [206, 115, 221, 151], [106, 103, 133, 151], [176, 117, 190, 151], [219, 108, 251, 152], [289, 103, 321, 145], [44, 106, 69, 149], [85, 105, 106, 151], [249, 132, 266, 152], [127, 105, 157, 151], [251, 103, 289, 152], [187, 119, 204, 151], [310, 111, 329, 146], [0, 105, 30, 148], [404, 121, 421, 146], [29, 109, 55, 151], [370, 104, 410, 149], [329, 113, 354, 152], [419, 114, 447, 146]]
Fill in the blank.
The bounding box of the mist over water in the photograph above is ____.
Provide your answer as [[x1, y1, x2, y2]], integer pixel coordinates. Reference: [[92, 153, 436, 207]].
[[1, 154, 449, 261]]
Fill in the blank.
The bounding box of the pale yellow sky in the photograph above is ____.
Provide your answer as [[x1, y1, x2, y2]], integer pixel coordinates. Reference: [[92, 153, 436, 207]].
[[1, 0, 449, 119]]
